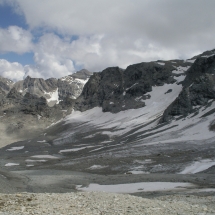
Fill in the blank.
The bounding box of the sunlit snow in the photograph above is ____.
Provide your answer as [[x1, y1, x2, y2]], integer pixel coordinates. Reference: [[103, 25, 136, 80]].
[[31, 155, 58, 159], [77, 182, 196, 193], [88, 165, 108, 170], [179, 159, 215, 174], [59, 146, 94, 153], [6, 146, 24, 151], [5, 163, 20, 167], [45, 88, 59, 104]]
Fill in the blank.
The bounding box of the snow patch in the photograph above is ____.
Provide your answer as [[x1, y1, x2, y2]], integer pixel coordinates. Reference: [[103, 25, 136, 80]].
[[174, 75, 186, 83], [59, 146, 94, 153], [45, 88, 59, 104], [31, 155, 58, 159], [88, 165, 108, 170], [77, 182, 196, 193], [186, 59, 196, 63], [179, 159, 215, 174], [5, 163, 19, 167], [25, 159, 47, 162], [157, 62, 165, 66], [65, 83, 182, 139], [126, 171, 149, 174], [172, 66, 190, 74], [201, 54, 215, 58], [6, 146, 24, 151], [37, 140, 47, 143]]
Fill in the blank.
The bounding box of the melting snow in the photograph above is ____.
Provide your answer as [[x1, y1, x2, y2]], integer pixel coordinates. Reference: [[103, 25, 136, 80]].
[[127, 171, 149, 174], [37, 140, 47, 143], [174, 75, 186, 83], [5, 163, 19, 167], [172, 66, 190, 74], [201, 54, 215, 58], [31, 155, 58, 159], [75, 78, 89, 84], [89, 146, 105, 152], [65, 83, 183, 138], [186, 59, 196, 63], [25, 159, 47, 162], [6, 146, 24, 151], [76, 182, 196, 193], [45, 88, 59, 104], [88, 165, 108, 170], [179, 159, 215, 174], [157, 62, 165, 66], [59, 146, 94, 153]]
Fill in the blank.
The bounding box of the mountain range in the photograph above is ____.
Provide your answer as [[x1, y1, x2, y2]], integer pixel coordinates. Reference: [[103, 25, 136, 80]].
[[0, 49, 215, 195]]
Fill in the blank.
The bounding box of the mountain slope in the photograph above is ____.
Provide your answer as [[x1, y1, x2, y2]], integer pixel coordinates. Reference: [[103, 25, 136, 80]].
[[75, 60, 192, 113], [10, 69, 92, 107], [0, 50, 215, 198], [160, 53, 215, 123]]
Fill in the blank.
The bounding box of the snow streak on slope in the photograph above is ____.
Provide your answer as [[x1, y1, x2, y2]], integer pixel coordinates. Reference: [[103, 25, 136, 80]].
[[65, 83, 182, 138], [134, 101, 215, 145], [77, 182, 196, 193], [46, 88, 59, 104], [179, 159, 215, 174], [63, 78, 215, 148]]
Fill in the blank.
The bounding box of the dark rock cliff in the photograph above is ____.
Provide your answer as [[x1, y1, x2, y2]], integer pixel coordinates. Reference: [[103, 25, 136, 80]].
[[160, 54, 215, 123], [75, 61, 183, 113]]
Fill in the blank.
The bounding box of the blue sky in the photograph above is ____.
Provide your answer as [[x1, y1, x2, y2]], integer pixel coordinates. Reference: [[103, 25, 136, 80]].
[[0, 0, 215, 81], [0, 3, 34, 65]]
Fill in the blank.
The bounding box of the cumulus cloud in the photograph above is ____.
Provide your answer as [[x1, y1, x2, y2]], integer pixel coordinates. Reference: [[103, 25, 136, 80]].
[[10, 0, 215, 52], [0, 59, 25, 81], [22, 33, 180, 79], [0, 26, 33, 54], [24, 33, 76, 79], [1, 0, 215, 80]]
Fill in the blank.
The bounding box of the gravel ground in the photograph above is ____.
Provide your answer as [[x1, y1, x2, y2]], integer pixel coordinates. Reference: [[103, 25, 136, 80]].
[[0, 192, 215, 215]]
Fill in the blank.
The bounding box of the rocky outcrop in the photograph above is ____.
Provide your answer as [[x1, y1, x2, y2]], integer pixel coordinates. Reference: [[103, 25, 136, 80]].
[[12, 69, 92, 106], [75, 61, 189, 113], [58, 69, 92, 100], [0, 76, 14, 93], [0, 87, 62, 118], [13, 76, 58, 102], [160, 54, 215, 123]]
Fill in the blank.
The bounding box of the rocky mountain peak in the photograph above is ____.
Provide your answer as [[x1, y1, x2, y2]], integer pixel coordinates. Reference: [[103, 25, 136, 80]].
[[0, 76, 14, 93], [70, 69, 92, 79], [160, 54, 215, 123], [74, 60, 191, 113], [7, 88, 23, 100]]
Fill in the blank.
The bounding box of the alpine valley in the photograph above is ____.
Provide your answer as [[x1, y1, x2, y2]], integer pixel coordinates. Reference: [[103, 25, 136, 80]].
[[0, 49, 215, 197]]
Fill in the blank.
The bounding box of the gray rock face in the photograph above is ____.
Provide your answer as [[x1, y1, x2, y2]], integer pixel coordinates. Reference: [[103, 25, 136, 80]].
[[13, 76, 58, 105], [75, 61, 190, 113], [0, 69, 92, 143], [0, 87, 6, 99], [1, 87, 49, 117], [58, 69, 92, 100], [0, 76, 14, 93], [160, 54, 215, 123], [12, 69, 92, 106]]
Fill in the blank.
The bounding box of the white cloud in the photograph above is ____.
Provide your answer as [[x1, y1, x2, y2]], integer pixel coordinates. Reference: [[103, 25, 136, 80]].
[[24, 33, 76, 79], [1, 1, 215, 81], [31, 33, 180, 74], [0, 59, 25, 81], [0, 26, 33, 54], [10, 0, 215, 51]]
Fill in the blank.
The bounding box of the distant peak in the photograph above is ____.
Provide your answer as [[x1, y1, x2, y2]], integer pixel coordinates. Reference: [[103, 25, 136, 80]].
[[76, 69, 92, 75], [71, 69, 93, 79]]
